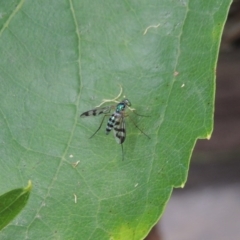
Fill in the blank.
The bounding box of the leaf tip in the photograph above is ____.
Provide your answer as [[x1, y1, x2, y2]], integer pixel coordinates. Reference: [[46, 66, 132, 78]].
[[24, 180, 32, 192]]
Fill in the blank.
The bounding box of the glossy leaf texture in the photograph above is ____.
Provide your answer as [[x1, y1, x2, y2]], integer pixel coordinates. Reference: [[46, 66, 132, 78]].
[[0, 181, 32, 231], [0, 0, 232, 239]]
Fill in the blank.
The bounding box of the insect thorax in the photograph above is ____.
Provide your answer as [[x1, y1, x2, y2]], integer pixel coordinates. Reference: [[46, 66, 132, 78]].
[[116, 99, 131, 113], [116, 103, 125, 112]]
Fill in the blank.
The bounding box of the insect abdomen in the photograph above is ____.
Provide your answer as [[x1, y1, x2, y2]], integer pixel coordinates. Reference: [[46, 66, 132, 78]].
[[106, 114, 115, 134], [106, 112, 122, 135]]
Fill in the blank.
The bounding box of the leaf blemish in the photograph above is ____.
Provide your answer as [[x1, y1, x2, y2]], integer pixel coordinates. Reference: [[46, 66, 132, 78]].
[[143, 23, 161, 35]]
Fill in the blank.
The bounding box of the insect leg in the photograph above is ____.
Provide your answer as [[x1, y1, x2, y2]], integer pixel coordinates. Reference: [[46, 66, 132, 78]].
[[121, 143, 124, 161], [89, 114, 109, 139], [127, 115, 150, 139], [131, 110, 149, 117]]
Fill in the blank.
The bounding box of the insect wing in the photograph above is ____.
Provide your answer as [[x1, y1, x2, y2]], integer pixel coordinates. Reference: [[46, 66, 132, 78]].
[[80, 106, 111, 117], [113, 115, 126, 144]]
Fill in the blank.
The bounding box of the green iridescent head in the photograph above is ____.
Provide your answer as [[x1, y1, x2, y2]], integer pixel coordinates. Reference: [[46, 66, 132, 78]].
[[122, 99, 131, 107]]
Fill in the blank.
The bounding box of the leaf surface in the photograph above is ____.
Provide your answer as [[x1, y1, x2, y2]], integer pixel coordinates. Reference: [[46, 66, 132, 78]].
[[0, 0, 232, 239]]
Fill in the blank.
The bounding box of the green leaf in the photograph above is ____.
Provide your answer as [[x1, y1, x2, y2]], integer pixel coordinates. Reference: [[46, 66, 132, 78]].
[[0, 0, 232, 239], [0, 181, 32, 231]]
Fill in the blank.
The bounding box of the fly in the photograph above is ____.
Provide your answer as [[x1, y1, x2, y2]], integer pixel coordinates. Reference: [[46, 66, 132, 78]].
[[80, 99, 150, 160]]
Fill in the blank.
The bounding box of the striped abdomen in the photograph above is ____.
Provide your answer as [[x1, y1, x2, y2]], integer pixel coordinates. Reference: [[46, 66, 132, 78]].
[[106, 113, 120, 134]]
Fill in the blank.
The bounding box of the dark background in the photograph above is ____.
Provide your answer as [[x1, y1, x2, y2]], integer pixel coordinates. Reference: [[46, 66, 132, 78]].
[[147, 1, 240, 239]]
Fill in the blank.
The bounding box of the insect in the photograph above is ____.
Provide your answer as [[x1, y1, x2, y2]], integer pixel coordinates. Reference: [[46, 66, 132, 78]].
[[80, 99, 149, 160]]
